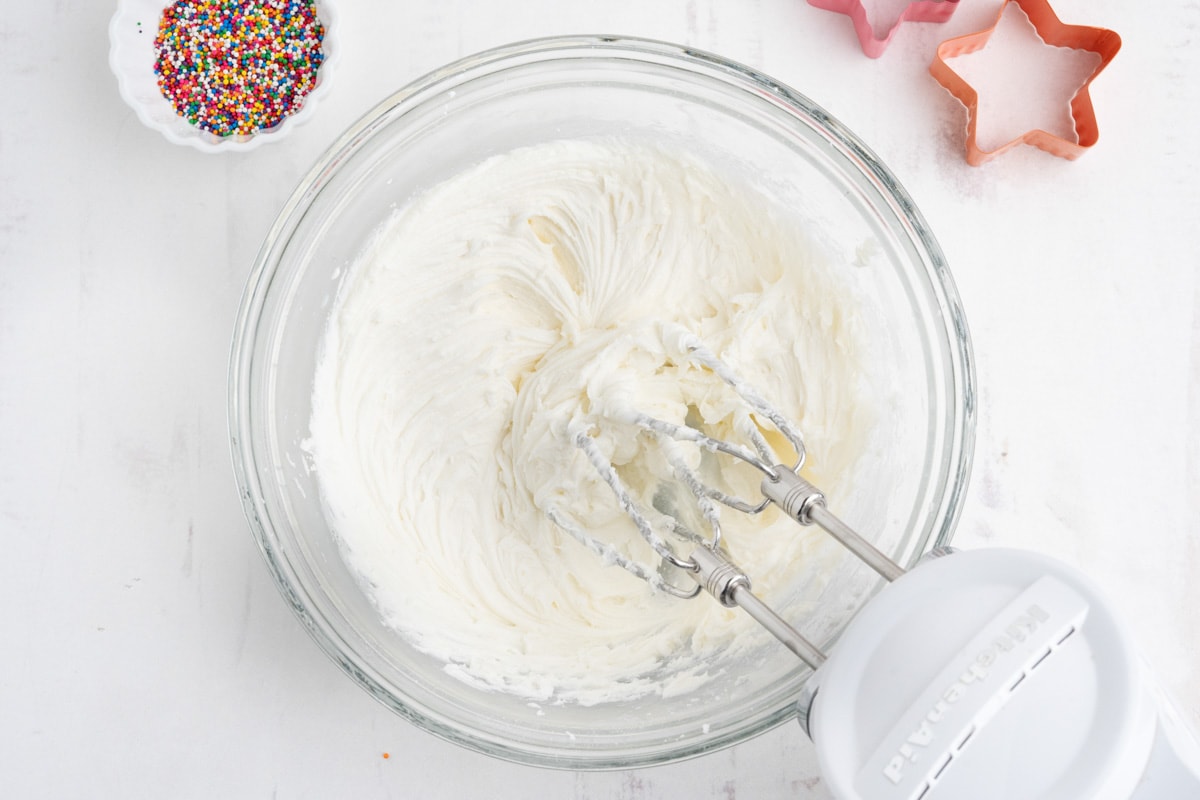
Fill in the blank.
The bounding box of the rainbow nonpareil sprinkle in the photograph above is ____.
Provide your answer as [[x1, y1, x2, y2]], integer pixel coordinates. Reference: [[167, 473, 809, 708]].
[[153, 0, 325, 137]]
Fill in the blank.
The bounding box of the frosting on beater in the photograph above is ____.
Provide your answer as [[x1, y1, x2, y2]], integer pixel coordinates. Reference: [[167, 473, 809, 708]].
[[308, 138, 873, 703]]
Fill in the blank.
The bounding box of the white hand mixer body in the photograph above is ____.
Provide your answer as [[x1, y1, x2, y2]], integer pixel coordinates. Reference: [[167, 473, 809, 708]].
[[555, 326, 1200, 799], [799, 546, 1200, 799]]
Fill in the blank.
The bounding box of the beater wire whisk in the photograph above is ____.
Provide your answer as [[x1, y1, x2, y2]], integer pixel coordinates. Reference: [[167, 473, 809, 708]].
[[546, 324, 905, 667]]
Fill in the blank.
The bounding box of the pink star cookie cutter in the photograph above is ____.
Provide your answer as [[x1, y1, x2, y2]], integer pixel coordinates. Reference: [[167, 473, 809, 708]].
[[807, 0, 961, 58]]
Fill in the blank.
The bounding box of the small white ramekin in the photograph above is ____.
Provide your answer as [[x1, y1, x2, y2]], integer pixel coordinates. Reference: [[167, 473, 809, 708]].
[[108, 0, 338, 153]]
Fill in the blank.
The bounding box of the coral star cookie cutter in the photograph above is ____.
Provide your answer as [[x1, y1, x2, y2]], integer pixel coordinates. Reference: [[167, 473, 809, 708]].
[[929, 0, 1122, 166], [807, 0, 960, 58]]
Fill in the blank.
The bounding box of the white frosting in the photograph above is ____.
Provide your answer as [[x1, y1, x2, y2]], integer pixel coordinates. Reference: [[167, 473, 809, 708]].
[[309, 138, 873, 704]]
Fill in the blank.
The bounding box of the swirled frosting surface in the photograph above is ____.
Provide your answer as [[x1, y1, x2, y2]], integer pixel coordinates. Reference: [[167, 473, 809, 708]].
[[309, 138, 872, 703]]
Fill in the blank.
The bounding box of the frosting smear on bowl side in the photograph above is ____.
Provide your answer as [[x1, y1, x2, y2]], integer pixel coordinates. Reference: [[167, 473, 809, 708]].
[[308, 138, 874, 704]]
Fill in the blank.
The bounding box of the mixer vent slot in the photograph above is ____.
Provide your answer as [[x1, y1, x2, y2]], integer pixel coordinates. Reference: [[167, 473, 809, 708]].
[[954, 726, 975, 752], [1008, 623, 1075, 695], [909, 725, 977, 800]]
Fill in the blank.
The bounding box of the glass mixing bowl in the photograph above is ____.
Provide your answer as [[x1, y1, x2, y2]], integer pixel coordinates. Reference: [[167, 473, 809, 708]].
[[229, 36, 975, 769]]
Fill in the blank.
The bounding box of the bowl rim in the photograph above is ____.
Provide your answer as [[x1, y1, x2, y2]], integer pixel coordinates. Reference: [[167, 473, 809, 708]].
[[229, 33, 977, 769]]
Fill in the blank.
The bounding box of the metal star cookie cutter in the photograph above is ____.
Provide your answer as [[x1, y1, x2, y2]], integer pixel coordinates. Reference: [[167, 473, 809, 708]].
[[929, 0, 1122, 166], [807, 0, 960, 59]]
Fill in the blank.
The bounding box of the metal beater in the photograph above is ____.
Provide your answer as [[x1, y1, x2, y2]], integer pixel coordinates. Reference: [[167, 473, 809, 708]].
[[549, 323, 901, 669]]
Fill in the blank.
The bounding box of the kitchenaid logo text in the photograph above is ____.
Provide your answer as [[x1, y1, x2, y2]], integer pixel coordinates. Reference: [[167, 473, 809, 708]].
[[882, 604, 1051, 785]]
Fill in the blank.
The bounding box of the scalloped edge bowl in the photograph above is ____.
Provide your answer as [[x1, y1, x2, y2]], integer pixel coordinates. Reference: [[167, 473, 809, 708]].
[[109, 0, 338, 153]]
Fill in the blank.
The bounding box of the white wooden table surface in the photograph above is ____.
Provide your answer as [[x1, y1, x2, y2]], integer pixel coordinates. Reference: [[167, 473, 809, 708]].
[[2, 1, 1197, 796]]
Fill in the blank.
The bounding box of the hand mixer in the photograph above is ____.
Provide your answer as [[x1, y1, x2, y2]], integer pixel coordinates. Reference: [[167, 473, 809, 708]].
[[552, 324, 1200, 800]]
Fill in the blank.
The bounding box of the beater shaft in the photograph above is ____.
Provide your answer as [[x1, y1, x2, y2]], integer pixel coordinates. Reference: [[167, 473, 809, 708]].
[[760, 467, 905, 583], [730, 587, 828, 669], [690, 545, 827, 669]]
